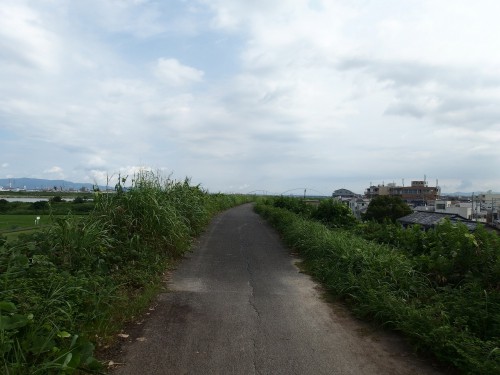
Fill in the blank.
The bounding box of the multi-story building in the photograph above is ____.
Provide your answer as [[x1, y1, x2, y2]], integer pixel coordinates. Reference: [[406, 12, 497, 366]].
[[364, 184, 391, 198], [477, 191, 500, 209], [365, 180, 440, 203], [348, 198, 371, 219], [390, 180, 440, 203]]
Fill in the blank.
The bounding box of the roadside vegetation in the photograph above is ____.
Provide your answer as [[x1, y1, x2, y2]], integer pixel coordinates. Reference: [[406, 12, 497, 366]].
[[0, 172, 251, 374], [255, 196, 500, 375]]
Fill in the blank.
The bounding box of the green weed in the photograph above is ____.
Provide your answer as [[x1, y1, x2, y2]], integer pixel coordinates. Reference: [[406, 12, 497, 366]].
[[0, 171, 252, 373], [255, 202, 500, 375]]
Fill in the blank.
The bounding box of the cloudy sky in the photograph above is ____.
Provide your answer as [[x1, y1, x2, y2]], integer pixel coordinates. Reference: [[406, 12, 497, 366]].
[[1, 0, 499, 194]]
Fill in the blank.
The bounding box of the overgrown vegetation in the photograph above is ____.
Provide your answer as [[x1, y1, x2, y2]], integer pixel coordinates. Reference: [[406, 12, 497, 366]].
[[362, 195, 412, 222], [0, 197, 94, 216], [255, 197, 500, 375], [0, 172, 250, 374]]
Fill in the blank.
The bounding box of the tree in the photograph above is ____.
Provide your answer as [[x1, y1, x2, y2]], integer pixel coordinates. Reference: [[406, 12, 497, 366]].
[[0, 199, 8, 213], [312, 199, 357, 228], [73, 196, 85, 204], [49, 196, 63, 203], [363, 195, 412, 223], [31, 200, 49, 210]]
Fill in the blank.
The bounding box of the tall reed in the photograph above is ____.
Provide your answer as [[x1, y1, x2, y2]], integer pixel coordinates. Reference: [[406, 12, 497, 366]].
[[0, 171, 251, 373]]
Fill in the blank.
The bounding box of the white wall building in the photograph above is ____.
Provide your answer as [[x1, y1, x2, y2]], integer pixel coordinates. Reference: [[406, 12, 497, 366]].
[[348, 198, 371, 219], [434, 200, 472, 220], [477, 192, 500, 210]]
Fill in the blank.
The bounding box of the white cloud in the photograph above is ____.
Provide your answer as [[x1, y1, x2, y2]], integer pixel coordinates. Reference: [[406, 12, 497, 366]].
[[155, 58, 204, 86], [44, 166, 63, 174], [42, 166, 65, 179], [1, 163, 8, 168], [1, 1, 500, 194], [0, 1, 60, 72]]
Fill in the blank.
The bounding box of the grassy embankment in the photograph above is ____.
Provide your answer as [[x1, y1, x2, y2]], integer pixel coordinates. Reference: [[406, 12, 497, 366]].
[[255, 198, 500, 375], [0, 172, 251, 374]]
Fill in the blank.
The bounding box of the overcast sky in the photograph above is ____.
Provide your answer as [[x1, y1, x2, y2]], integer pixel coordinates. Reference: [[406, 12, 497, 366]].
[[1, 0, 500, 194]]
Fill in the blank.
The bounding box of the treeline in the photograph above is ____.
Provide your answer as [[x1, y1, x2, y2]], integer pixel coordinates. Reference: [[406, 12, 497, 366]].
[[255, 197, 500, 375], [0, 172, 251, 374], [0, 197, 94, 215]]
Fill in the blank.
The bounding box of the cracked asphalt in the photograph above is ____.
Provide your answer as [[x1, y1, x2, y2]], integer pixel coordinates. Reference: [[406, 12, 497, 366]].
[[112, 204, 443, 375]]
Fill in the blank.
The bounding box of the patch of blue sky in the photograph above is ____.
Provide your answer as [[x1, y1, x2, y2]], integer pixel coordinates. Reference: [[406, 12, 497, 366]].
[[110, 30, 245, 82], [0, 122, 16, 141], [77, 0, 247, 81], [307, 0, 325, 12]]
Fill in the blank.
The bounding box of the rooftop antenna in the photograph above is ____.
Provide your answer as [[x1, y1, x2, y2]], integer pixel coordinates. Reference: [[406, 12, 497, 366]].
[[402, 178, 405, 187]]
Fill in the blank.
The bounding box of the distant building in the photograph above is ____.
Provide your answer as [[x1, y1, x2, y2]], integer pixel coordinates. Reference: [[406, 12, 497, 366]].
[[397, 212, 478, 231], [365, 180, 440, 204], [365, 184, 391, 198], [331, 188, 358, 199], [434, 200, 473, 220], [348, 198, 371, 219]]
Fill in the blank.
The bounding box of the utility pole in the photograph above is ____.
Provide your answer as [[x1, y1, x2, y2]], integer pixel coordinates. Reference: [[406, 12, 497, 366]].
[[472, 192, 475, 221]]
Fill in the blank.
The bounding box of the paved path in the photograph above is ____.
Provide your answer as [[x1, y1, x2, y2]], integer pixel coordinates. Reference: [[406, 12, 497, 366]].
[[113, 204, 443, 375]]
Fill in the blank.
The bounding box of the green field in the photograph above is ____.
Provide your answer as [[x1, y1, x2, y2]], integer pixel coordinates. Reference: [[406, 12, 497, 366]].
[[0, 214, 47, 231], [0, 214, 54, 242]]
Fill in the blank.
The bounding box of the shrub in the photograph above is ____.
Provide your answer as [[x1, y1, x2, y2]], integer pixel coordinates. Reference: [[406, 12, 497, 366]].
[[31, 201, 49, 211], [363, 195, 412, 223], [311, 199, 357, 228], [272, 196, 314, 217]]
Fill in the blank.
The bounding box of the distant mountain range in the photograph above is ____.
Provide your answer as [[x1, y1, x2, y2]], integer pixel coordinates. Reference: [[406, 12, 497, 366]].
[[0, 178, 98, 191]]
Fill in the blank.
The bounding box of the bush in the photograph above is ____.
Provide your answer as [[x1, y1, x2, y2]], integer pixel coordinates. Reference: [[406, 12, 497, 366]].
[[363, 195, 412, 223], [49, 196, 63, 203], [272, 196, 315, 217], [73, 196, 85, 204], [311, 199, 357, 228], [31, 201, 49, 211]]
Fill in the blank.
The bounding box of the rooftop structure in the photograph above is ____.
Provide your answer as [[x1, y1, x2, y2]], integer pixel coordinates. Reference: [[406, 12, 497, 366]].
[[397, 212, 478, 231], [332, 188, 358, 199]]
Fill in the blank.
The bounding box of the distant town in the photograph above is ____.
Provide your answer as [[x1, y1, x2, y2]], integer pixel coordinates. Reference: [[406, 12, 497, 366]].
[[333, 180, 500, 230]]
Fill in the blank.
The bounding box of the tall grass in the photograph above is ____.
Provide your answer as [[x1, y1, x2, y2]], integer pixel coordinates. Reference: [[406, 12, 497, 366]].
[[0, 172, 251, 373], [255, 202, 500, 375]]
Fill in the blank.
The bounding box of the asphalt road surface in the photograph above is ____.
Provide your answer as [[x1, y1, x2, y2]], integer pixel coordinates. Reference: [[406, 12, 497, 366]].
[[112, 204, 443, 375]]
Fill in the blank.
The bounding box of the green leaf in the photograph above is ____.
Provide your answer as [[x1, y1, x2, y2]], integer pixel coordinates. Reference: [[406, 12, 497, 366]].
[[0, 314, 29, 330], [27, 335, 56, 354], [0, 301, 16, 313], [86, 357, 103, 370], [0, 341, 13, 355], [62, 352, 73, 368], [57, 331, 71, 338]]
